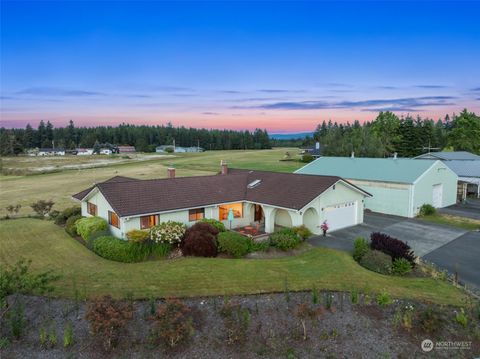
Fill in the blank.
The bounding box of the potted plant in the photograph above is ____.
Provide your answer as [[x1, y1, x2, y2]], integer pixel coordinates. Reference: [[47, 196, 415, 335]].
[[320, 221, 329, 236]]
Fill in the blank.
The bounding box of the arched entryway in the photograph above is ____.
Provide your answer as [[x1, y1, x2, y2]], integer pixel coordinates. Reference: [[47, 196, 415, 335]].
[[303, 207, 319, 234], [274, 209, 292, 229]]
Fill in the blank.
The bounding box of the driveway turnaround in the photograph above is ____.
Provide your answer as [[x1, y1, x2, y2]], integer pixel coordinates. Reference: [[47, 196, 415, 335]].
[[309, 212, 467, 257], [424, 231, 480, 290]]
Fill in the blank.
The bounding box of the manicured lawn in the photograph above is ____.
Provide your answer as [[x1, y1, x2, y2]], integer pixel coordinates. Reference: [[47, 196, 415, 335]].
[[0, 148, 300, 217], [0, 218, 467, 305], [419, 213, 480, 231]]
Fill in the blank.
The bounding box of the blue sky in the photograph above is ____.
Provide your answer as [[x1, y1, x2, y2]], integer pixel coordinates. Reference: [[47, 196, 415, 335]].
[[1, 1, 479, 132]]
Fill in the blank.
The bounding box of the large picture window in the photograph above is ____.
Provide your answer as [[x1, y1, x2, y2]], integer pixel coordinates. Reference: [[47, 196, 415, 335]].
[[189, 208, 205, 221], [87, 202, 97, 216], [140, 214, 158, 229], [219, 203, 243, 221], [108, 211, 120, 228]]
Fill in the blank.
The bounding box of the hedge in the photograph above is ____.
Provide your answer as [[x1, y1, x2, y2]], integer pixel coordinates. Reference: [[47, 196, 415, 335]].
[[269, 229, 301, 251], [65, 215, 82, 236], [54, 206, 81, 225], [217, 231, 251, 258], [76, 216, 108, 241], [199, 218, 226, 232]]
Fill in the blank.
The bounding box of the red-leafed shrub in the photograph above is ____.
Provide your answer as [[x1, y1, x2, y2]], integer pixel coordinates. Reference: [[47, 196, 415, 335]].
[[150, 298, 194, 348], [370, 232, 415, 266], [180, 222, 218, 257], [85, 295, 133, 351]]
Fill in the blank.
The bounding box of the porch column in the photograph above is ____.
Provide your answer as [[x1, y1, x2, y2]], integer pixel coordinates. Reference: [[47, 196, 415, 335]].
[[290, 211, 303, 227], [263, 206, 275, 233]]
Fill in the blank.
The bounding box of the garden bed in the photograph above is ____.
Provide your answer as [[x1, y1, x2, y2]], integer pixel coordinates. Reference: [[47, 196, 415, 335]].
[[1, 291, 478, 358]]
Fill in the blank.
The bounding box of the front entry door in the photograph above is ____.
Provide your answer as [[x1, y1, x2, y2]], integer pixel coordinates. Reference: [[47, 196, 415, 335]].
[[254, 204, 264, 222]]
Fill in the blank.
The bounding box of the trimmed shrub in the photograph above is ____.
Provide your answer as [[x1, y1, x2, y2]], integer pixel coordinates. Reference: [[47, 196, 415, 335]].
[[85, 295, 133, 351], [391, 258, 413, 276], [54, 206, 81, 225], [360, 250, 392, 275], [126, 229, 150, 243], [76, 217, 108, 241], [86, 229, 111, 250], [199, 218, 226, 232], [293, 225, 313, 240], [150, 221, 186, 245], [150, 299, 194, 348], [180, 222, 218, 257], [65, 215, 82, 236], [419, 203, 436, 216], [92, 236, 171, 262], [269, 229, 301, 251], [218, 231, 251, 258], [249, 240, 270, 252], [353, 237, 369, 262], [370, 232, 416, 266], [301, 153, 314, 163]]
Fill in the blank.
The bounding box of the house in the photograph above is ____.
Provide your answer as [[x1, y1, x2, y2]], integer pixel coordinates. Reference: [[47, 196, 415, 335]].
[[415, 151, 480, 161], [117, 145, 136, 153], [72, 162, 371, 239], [76, 148, 94, 156], [100, 148, 113, 155], [37, 148, 66, 156], [300, 142, 322, 158], [296, 156, 458, 217], [156, 145, 204, 153]]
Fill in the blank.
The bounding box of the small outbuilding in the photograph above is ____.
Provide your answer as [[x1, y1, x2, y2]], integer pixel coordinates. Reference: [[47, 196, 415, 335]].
[[296, 157, 458, 217]]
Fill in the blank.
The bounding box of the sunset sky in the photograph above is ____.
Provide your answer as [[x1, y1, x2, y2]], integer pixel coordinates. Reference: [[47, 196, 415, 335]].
[[1, 1, 479, 133]]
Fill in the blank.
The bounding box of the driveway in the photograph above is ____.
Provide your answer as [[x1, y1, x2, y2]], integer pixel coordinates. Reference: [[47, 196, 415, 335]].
[[308, 212, 480, 289], [438, 198, 480, 220]]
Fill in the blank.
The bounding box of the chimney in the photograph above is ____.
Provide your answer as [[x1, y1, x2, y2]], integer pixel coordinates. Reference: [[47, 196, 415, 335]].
[[221, 160, 228, 175], [393, 152, 398, 159], [351, 151, 355, 158], [167, 167, 175, 179]]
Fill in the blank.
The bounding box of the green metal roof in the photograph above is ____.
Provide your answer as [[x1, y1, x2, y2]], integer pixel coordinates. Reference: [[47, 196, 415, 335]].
[[295, 157, 438, 184]]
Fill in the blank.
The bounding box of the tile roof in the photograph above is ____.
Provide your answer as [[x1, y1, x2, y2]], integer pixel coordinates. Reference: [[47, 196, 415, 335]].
[[72, 170, 368, 217], [415, 151, 480, 161], [296, 157, 439, 184]]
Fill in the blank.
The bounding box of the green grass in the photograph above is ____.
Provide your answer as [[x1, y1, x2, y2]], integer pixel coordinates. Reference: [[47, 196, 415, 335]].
[[418, 213, 480, 231], [0, 148, 300, 217], [0, 218, 467, 305]]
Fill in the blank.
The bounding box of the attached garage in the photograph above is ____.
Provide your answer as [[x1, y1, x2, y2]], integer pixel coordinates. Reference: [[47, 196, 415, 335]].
[[296, 157, 457, 218], [324, 201, 357, 231]]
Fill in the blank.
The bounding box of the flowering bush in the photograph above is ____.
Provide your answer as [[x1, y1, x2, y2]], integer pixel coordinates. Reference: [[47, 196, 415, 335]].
[[150, 221, 187, 245]]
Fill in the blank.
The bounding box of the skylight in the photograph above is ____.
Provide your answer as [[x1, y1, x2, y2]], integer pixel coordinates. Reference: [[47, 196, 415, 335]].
[[247, 179, 262, 188]]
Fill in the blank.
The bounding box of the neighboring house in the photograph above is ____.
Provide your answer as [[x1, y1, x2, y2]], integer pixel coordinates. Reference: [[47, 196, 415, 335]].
[[100, 148, 113, 155], [300, 142, 322, 158], [415, 151, 480, 161], [296, 156, 458, 218], [37, 148, 66, 156], [117, 146, 136, 153], [76, 148, 94, 156], [72, 163, 370, 239], [156, 145, 204, 153], [442, 160, 480, 199]]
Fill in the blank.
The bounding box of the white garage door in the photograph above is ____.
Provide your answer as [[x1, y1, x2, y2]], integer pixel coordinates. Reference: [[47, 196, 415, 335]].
[[324, 201, 357, 231]]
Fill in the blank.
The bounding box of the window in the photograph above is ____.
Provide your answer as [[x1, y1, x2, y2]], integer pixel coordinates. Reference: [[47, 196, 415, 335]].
[[140, 214, 158, 229], [189, 208, 205, 221], [108, 211, 120, 228], [87, 202, 97, 216], [219, 203, 243, 221]]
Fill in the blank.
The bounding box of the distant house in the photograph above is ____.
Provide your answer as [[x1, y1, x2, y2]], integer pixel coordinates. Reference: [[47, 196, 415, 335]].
[[296, 156, 458, 217], [72, 162, 371, 238], [100, 148, 113, 155], [415, 151, 480, 200], [76, 148, 94, 156], [300, 142, 321, 158], [156, 145, 204, 153], [415, 151, 480, 161], [37, 148, 65, 156], [117, 146, 136, 153]]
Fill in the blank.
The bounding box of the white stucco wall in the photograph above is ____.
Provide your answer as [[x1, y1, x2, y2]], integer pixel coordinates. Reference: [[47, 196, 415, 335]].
[[81, 190, 123, 238]]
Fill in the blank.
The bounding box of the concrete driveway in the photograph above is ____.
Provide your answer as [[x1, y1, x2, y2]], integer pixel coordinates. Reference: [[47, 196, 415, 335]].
[[308, 212, 480, 289]]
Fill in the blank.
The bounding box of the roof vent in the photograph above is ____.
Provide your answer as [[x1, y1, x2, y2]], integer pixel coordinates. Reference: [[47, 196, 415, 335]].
[[247, 179, 262, 188]]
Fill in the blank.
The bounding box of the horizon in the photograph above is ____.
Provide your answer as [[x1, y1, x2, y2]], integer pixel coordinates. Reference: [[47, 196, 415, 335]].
[[1, 1, 479, 132]]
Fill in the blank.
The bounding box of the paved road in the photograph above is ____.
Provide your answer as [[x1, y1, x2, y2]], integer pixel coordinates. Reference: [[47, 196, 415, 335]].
[[438, 198, 480, 220], [308, 212, 480, 289]]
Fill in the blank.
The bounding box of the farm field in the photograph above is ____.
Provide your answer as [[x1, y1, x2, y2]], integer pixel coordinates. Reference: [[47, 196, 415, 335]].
[[0, 218, 467, 305], [0, 148, 301, 216]]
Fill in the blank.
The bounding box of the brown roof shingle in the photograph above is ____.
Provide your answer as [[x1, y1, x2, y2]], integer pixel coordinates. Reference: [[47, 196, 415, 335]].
[[73, 170, 368, 217]]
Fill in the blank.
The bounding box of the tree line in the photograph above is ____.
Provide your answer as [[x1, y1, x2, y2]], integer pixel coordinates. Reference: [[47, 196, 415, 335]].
[[274, 109, 479, 157], [0, 121, 272, 155]]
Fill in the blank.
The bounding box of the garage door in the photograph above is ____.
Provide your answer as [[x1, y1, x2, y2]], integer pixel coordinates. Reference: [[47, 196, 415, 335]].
[[432, 184, 443, 208], [324, 201, 357, 231]]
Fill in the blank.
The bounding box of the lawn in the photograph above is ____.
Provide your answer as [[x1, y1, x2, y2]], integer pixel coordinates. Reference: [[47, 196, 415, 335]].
[[0, 218, 467, 306], [0, 148, 301, 217], [419, 213, 480, 231]]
